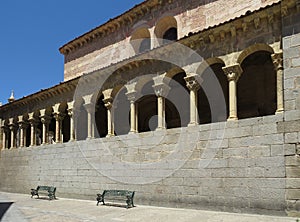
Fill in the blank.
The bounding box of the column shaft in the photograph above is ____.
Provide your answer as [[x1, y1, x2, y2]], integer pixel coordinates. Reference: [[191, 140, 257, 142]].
[[130, 101, 136, 133], [229, 79, 238, 120], [30, 123, 36, 147], [157, 96, 166, 129], [2, 128, 6, 149], [20, 125, 25, 147], [276, 68, 284, 113]]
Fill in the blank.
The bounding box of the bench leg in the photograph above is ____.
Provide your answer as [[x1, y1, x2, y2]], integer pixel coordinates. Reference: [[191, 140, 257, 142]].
[[96, 194, 104, 206]]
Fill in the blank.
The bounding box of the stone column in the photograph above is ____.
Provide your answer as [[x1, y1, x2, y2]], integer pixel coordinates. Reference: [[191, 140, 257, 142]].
[[271, 52, 284, 113], [54, 113, 64, 143], [68, 107, 75, 141], [9, 118, 16, 148], [28, 114, 37, 147], [125, 91, 139, 133], [19, 123, 27, 148], [18, 116, 28, 148], [153, 82, 170, 130], [185, 75, 201, 125], [83, 103, 94, 139], [40, 116, 50, 145], [222, 64, 243, 121], [103, 98, 114, 137], [1, 126, 7, 150]]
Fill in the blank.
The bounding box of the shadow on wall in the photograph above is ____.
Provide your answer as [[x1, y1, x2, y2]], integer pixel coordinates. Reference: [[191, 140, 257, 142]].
[[0, 202, 14, 220]]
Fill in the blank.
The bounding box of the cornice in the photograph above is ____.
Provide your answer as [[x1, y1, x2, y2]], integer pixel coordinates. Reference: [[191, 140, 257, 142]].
[[59, 0, 173, 55]]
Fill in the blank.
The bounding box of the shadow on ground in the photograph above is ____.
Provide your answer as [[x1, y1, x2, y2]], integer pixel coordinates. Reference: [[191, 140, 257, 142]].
[[0, 202, 13, 220]]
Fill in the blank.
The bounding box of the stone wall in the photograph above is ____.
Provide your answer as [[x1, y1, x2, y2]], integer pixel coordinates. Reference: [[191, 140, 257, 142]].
[[282, 5, 300, 216], [0, 114, 287, 215]]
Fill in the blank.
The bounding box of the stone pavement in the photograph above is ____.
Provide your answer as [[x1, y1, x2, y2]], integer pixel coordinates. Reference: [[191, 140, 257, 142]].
[[0, 192, 298, 222]]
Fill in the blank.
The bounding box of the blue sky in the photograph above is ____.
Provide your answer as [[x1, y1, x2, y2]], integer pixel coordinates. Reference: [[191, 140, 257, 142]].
[[0, 0, 144, 105]]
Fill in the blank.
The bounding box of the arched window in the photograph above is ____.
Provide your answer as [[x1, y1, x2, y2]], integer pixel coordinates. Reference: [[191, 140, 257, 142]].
[[154, 16, 178, 45], [238, 51, 276, 118], [95, 94, 108, 138], [130, 28, 151, 53], [163, 27, 178, 44]]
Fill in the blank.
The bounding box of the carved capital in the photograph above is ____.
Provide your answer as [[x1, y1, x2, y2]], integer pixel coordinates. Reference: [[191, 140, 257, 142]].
[[271, 53, 283, 71], [222, 64, 243, 82], [184, 75, 201, 91], [18, 121, 29, 129], [53, 113, 65, 122], [83, 103, 95, 114], [152, 84, 170, 97], [125, 90, 140, 103], [40, 115, 51, 125], [103, 97, 114, 110]]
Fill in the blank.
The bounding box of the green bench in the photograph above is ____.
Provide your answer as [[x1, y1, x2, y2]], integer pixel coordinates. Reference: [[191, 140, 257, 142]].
[[97, 190, 135, 208], [31, 186, 56, 200]]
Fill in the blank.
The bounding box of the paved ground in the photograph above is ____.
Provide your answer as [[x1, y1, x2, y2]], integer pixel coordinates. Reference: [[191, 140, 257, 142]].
[[0, 192, 298, 222]]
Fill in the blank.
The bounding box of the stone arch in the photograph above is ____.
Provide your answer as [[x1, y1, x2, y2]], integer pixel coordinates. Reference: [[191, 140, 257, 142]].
[[154, 16, 178, 45], [165, 69, 189, 128], [196, 58, 227, 123], [130, 28, 151, 53], [113, 86, 130, 136], [237, 43, 274, 65], [59, 102, 70, 143], [74, 98, 88, 141], [137, 79, 157, 133], [94, 92, 108, 138], [238, 49, 277, 119]]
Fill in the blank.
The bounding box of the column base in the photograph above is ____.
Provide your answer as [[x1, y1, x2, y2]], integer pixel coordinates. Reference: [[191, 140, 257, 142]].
[[188, 122, 199, 127], [155, 127, 166, 131], [275, 109, 284, 114], [227, 117, 238, 121], [106, 134, 115, 138]]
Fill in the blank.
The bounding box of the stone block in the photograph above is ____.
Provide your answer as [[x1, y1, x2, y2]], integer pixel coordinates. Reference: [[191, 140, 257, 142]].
[[283, 36, 291, 49], [292, 57, 300, 67], [286, 189, 300, 200], [248, 146, 270, 158], [285, 78, 296, 89], [284, 67, 300, 79], [284, 46, 300, 59], [286, 179, 300, 189], [285, 132, 298, 143], [284, 144, 296, 155], [291, 34, 300, 47], [285, 155, 300, 166], [286, 167, 300, 178], [285, 110, 300, 121], [223, 148, 248, 158], [271, 145, 284, 156]]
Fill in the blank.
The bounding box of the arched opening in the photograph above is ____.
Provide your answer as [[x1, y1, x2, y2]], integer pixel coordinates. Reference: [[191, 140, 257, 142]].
[[76, 102, 88, 141], [163, 27, 178, 44], [25, 124, 31, 147], [166, 72, 189, 129], [114, 87, 130, 136], [137, 80, 157, 133], [48, 114, 56, 144], [154, 16, 178, 45], [95, 94, 108, 138], [238, 51, 277, 119], [130, 28, 151, 53], [197, 62, 228, 123], [61, 109, 70, 143], [36, 119, 42, 146]]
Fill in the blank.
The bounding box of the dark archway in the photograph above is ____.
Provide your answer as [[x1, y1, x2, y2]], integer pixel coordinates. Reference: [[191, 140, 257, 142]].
[[238, 51, 277, 119], [95, 94, 108, 138], [166, 72, 189, 128]]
